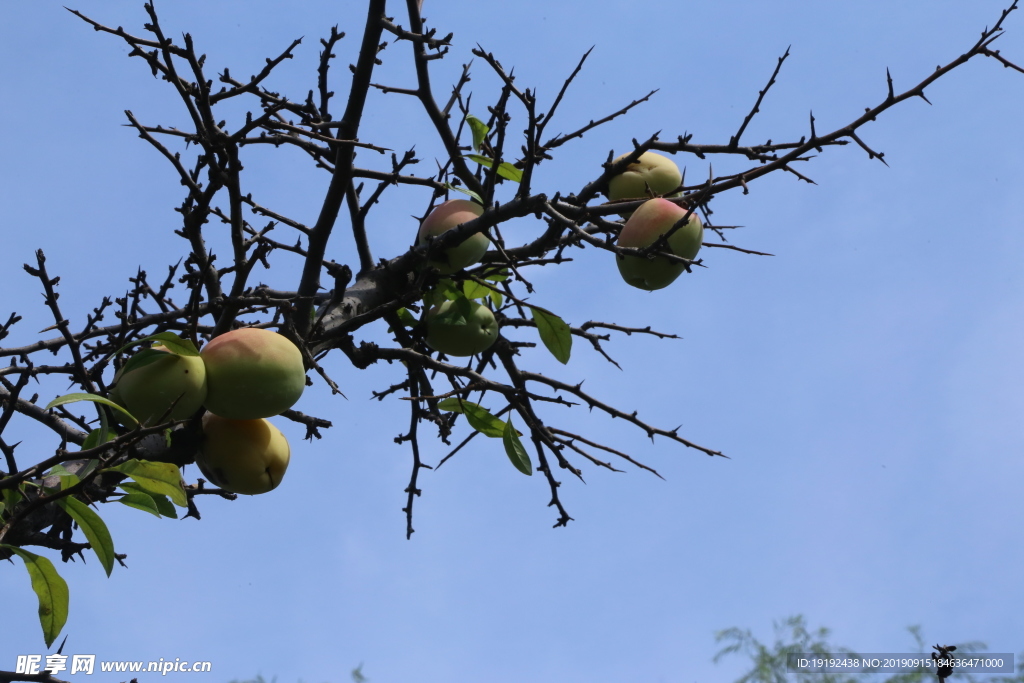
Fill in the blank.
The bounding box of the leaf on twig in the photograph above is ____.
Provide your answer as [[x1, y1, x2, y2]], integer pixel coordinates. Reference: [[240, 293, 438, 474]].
[[503, 418, 532, 475], [2, 545, 69, 647], [118, 482, 178, 518], [44, 393, 139, 427], [115, 331, 199, 358], [395, 307, 418, 328], [466, 114, 489, 152], [56, 496, 115, 577], [529, 306, 572, 364], [108, 460, 187, 507], [437, 398, 505, 438], [461, 280, 494, 300], [464, 154, 523, 182], [443, 183, 484, 204], [82, 427, 116, 450]]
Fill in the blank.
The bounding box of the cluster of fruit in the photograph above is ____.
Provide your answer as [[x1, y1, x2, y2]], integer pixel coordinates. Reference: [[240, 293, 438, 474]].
[[110, 155, 693, 497], [413, 150, 700, 355], [605, 151, 703, 291], [112, 328, 305, 496]]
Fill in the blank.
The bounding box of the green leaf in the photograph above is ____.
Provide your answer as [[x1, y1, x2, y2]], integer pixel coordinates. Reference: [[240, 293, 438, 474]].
[[2, 546, 69, 647], [464, 155, 523, 183], [530, 306, 572, 364], [424, 280, 463, 310], [108, 460, 187, 507], [495, 162, 523, 183], [466, 115, 489, 152], [2, 486, 23, 511], [465, 153, 492, 167], [443, 183, 484, 205], [489, 289, 504, 308], [439, 280, 466, 302], [119, 483, 179, 518], [44, 393, 139, 427], [82, 426, 117, 450], [503, 418, 532, 475], [437, 397, 464, 413], [56, 497, 115, 577], [115, 331, 199, 357], [436, 398, 506, 438], [461, 280, 493, 300], [395, 307, 418, 327], [484, 268, 510, 283], [45, 463, 81, 482], [118, 491, 162, 517], [463, 404, 507, 438], [151, 494, 178, 518], [432, 296, 476, 327], [76, 459, 101, 481]]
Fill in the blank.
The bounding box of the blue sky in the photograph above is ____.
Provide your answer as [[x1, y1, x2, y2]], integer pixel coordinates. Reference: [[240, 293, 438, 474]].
[[2, 1, 1023, 681]]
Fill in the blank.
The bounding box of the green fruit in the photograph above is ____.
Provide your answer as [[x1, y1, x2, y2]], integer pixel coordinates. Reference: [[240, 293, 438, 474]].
[[425, 299, 499, 357], [607, 151, 683, 210], [615, 198, 703, 291], [115, 346, 207, 426], [196, 414, 290, 495], [417, 199, 489, 274], [201, 328, 305, 420]]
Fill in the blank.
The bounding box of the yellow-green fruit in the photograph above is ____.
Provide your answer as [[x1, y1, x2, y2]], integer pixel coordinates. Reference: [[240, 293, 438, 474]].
[[607, 151, 683, 205], [425, 299, 499, 357], [115, 346, 207, 426], [196, 414, 290, 495], [616, 198, 703, 291], [201, 328, 305, 420], [416, 199, 489, 274]]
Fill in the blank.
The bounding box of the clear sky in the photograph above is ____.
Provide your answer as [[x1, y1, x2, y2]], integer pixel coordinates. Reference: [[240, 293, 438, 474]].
[[2, 1, 1022, 682]]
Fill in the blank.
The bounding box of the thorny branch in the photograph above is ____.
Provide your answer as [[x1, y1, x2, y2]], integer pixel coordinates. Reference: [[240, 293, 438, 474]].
[[1, 0, 1022, 594]]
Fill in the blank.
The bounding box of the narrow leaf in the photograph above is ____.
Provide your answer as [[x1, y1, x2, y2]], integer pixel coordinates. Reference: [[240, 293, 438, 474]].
[[466, 115, 489, 152], [438, 280, 465, 302], [466, 153, 493, 168], [56, 497, 115, 577], [2, 487, 23, 510], [484, 268, 510, 282], [464, 155, 523, 183], [424, 280, 463, 310], [495, 162, 523, 183], [462, 280, 493, 300], [145, 331, 200, 356], [82, 426, 117, 450], [45, 464, 81, 482], [108, 460, 187, 507], [151, 493, 178, 518], [395, 307, 418, 327], [115, 331, 199, 357], [118, 491, 162, 517], [463, 404, 506, 438], [530, 306, 572, 364], [443, 183, 484, 204], [437, 397, 468, 413], [3, 546, 69, 647], [120, 483, 178, 518], [437, 399, 503, 437], [502, 419, 532, 475], [44, 393, 139, 427]]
